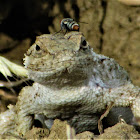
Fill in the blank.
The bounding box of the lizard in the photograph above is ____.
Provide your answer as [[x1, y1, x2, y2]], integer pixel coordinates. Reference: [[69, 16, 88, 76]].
[[0, 31, 139, 136]]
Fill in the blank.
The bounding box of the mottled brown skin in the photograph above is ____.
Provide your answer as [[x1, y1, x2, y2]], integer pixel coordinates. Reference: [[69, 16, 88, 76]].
[[0, 32, 139, 136]]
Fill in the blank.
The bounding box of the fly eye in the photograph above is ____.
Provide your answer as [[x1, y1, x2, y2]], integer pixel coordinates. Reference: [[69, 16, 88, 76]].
[[82, 40, 87, 46], [36, 45, 40, 51], [64, 21, 68, 24]]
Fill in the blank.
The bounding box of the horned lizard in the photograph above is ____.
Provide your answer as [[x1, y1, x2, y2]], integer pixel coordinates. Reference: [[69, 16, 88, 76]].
[[0, 31, 139, 136]]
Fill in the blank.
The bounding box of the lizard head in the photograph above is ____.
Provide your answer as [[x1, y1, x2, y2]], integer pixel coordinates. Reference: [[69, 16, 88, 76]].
[[24, 32, 93, 86]]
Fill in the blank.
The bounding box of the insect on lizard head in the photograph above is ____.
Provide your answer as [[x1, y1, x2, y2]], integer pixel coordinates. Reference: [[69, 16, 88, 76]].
[[24, 32, 93, 85]]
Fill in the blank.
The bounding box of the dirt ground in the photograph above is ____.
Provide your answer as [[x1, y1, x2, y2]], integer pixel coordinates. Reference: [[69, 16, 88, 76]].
[[0, 0, 140, 139]]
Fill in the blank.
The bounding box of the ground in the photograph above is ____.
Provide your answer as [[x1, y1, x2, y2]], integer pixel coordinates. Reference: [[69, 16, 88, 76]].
[[0, 0, 140, 139]]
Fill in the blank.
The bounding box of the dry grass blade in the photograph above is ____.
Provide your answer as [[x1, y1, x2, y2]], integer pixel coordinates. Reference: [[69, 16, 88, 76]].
[[0, 79, 28, 88], [0, 89, 17, 102], [0, 56, 28, 78], [98, 102, 114, 134], [66, 124, 76, 139]]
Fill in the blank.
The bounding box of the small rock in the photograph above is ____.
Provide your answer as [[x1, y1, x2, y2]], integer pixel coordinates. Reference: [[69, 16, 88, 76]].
[[76, 131, 94, 139], [24, 127, 49, 139], [96, 123, 140, 139], [47, 119, 68, 139]]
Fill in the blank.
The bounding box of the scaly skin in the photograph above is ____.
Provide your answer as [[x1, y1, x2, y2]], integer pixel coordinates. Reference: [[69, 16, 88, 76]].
[[0, 32, 139, 136]]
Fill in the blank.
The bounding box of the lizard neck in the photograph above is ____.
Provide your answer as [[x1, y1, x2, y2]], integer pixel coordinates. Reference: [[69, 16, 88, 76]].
[[38, 68, 93, 89]]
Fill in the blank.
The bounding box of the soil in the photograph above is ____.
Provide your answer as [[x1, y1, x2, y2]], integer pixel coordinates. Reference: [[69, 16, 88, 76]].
[[0, 0, 140, 139]]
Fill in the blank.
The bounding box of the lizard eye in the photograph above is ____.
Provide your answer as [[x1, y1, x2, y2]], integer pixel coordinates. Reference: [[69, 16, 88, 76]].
[[36, 44, 40, 51], [82, 40, 87, 46], [80, 38, 88, 51]]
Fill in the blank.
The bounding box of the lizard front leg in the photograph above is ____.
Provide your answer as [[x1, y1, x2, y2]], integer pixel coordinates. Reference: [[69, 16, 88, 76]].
[[14, 83, 57, 136], [15, 86, 36, 136], [109, 84, 140, 127], [131, 91, 140, 126], [123, 85, 140, 126]]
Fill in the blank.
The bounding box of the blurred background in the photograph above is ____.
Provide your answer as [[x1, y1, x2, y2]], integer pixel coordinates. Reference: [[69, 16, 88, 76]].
[[0, 0, 140, 110]]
